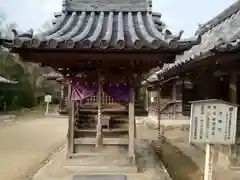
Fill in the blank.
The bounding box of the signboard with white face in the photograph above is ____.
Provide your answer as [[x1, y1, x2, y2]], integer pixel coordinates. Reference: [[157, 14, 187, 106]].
[[44, 95, 52, 103], [189, 99, 238, 145]]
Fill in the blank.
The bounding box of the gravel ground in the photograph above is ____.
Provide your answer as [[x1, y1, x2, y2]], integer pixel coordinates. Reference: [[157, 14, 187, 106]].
[[0, 116, 67, 180]]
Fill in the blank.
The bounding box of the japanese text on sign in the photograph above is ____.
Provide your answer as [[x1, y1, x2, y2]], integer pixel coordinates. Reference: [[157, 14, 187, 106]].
[[189, 100, 237, 145]]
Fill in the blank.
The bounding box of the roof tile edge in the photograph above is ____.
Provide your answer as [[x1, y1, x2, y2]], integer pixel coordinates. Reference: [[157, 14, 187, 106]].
[[195, 0, 240, 35]]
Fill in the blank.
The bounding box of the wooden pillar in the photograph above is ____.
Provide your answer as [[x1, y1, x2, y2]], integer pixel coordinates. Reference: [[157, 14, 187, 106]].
[[219, 73, 240, 168], [172, 84, 177, 119], [128, 83, 135, 161], [68, 100, 75, 157], [59, 83, 64, 112], [228, 73, 240, 167], [157, 88, 164, 140], [96, 73, 103, 148], [229, 73, 237, 103], [145, 89, 149, 111]]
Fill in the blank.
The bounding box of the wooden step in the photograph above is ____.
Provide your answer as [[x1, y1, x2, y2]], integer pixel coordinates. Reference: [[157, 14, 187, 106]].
[[76, 122, 128, 129], [74, 137, 129, 145], [75, 128, 128, 133]]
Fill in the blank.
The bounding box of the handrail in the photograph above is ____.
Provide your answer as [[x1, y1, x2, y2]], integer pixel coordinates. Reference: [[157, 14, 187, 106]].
[[159, 100, 182, 113], [157, 100, 182, 140]]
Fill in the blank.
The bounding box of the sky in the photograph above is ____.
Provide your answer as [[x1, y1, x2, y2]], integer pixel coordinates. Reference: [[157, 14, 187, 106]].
[[0, 0, 238, 38]]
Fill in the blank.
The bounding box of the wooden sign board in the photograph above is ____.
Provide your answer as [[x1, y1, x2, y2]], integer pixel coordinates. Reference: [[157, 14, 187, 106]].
[[189, 99, 237, 145], [44, 95, 52, 103]]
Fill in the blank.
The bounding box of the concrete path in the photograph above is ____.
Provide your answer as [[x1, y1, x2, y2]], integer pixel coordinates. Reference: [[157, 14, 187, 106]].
[[0, 117, 68, 180]]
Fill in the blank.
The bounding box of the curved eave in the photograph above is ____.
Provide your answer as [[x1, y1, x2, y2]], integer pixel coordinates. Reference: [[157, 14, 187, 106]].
[[1, 11, 195, 51], [155, 51, 215, 80]]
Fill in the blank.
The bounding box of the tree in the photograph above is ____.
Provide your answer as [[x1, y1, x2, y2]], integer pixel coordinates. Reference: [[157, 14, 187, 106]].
[[0, 12, 59, 110]]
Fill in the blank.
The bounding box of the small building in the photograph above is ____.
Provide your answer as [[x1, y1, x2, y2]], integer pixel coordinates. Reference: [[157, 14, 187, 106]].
[[0, 0, 197, 161], [144, 0, 240, 168], [43, 71, 68, 114]]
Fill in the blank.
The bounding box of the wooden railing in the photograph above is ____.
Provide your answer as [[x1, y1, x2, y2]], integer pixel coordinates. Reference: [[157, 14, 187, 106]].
[[148, 100, 183, 119], [160, 100, 181, 111], [159, 100, 182, 117], [85, 92, 119, 104]]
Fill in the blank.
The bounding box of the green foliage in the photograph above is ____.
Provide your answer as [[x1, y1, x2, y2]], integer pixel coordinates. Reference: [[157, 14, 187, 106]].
[[0, 12, 60, 112], [0, 53, 39, 110], [0, 50, 57, 111], [0, 18, 56, 111]]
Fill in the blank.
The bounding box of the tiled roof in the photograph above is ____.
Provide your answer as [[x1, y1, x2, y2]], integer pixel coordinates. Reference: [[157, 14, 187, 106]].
[[62, 0, 152, 12], [1, 11, 194, 50], [215, 38, 240, 52], [142, 1, 240, 85], [155, 4, 240, 77], [0, 76, 18, 84], [195, 0, 240, 35]]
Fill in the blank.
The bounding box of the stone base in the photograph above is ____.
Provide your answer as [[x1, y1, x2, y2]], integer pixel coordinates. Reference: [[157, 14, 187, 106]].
[[73, 174, 126, 180], [66, 145, 137, 173], [32, 138, 171, 180]]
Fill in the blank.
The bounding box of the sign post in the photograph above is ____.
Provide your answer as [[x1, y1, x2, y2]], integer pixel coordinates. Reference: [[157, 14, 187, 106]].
[[189, 99, 238, 180], [204, 144, 214, 180], [44, 95, 52, 116]]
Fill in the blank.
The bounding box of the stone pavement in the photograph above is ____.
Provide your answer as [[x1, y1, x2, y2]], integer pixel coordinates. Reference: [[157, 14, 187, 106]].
[[0, 116, 68, 180]]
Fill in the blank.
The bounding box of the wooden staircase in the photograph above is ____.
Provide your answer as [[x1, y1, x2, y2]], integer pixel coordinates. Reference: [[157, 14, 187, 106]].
[[75, 104, 129, 140]]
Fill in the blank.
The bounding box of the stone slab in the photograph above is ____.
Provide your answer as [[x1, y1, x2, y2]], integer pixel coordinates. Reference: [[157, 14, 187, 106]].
[[73, 174, 126, 180]]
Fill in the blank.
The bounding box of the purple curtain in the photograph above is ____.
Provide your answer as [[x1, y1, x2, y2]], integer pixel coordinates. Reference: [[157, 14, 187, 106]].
[[103, 84, 129, 102], [68, 81, 96, 101]]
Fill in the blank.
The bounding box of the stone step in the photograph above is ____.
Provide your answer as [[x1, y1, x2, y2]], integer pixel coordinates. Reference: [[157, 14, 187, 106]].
[[64, 165, 137, 174]]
